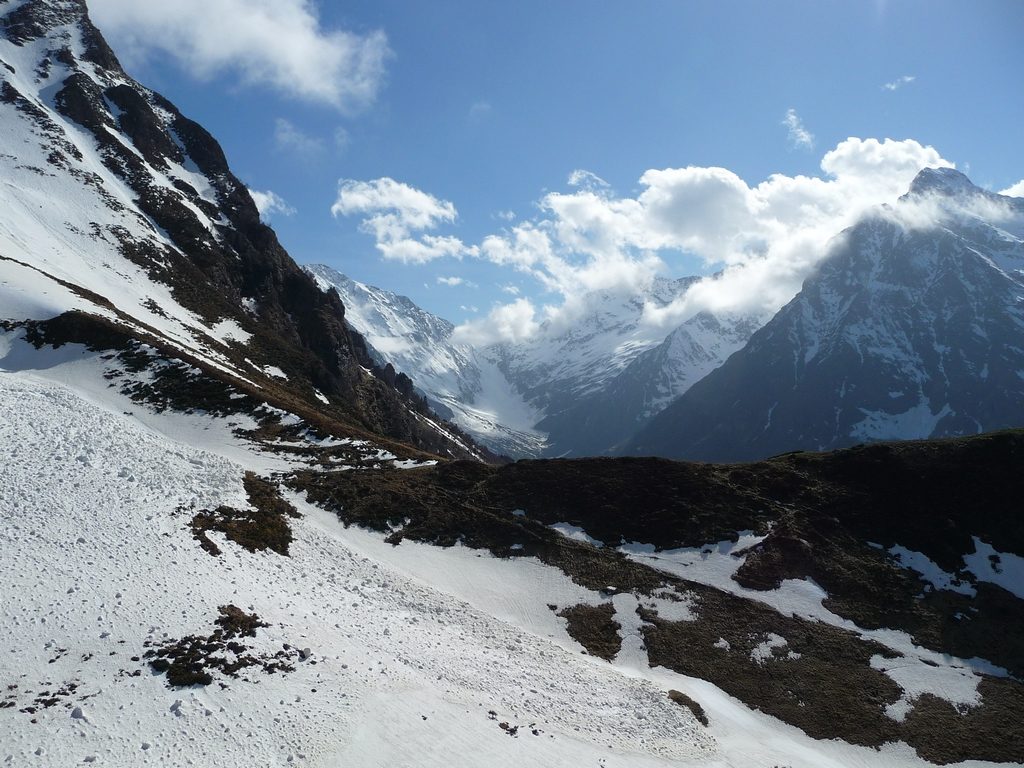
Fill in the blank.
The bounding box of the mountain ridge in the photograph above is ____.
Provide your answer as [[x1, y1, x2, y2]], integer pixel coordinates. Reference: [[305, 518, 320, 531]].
[[628, 170, 1024, 461], [307, 264, 763, 458], [0, 0, 489, 461]]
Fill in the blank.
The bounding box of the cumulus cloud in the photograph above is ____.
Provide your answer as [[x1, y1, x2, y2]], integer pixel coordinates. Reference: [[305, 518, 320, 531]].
[[452, 298, 540, 346], [883, 75, 916, 91], [248, 188, 296, 221], [1000, 179, 1024, 198], [331, 178, 477, 263], [464, 138, 955, 338], [334, 138, 956, 345], [783, 108, 814, 150], [89, 0, 390, 111]]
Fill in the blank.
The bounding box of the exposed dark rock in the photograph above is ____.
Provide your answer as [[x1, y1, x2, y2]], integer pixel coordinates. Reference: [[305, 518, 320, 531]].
[[144, 605, 296, 687], [667, 689, 708, 726], [557, 603, 621, 660], [189, 473, 298, 557]]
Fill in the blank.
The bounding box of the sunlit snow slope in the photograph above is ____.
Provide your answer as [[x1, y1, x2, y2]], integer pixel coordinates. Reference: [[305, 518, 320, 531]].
[[0, 0, 483, 460], [305, 265, 546, 459], [5, 330, 1013, 768]]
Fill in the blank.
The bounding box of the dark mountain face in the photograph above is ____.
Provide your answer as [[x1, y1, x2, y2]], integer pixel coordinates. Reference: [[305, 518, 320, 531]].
[[627, 170, 1024, 462], [0, 0, 488, 460]]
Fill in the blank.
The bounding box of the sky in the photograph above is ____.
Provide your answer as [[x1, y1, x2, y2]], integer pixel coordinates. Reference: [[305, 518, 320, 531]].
[[87, 0, 1024, 344]]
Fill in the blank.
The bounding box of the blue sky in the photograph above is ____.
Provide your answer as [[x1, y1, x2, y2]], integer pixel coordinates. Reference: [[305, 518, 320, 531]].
[[90, 0, 1024, 340]]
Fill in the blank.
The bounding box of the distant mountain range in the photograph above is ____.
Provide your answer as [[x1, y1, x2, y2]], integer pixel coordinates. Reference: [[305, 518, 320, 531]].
[[311, 168, 1024, 462], [306, 266, 764, 457]]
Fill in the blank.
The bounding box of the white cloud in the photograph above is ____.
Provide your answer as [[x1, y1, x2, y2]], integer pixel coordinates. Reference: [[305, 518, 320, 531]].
[[89, 0, 390, 111], [1000, 179, 1024, 198], [248, 188, 296, 221], [500, 284, 520, 295], [331, 177, 477, 263], [883, 75, 916, 91], [336, 138, 956, 346], [783, 108, 814, 150], [466, 137, 955, 339], [437, 276, 477, 287], [275, 118, 325, 156], [453, 298, 540, 346], [567, 169, 610, 190], [495, 210, 517, 222]]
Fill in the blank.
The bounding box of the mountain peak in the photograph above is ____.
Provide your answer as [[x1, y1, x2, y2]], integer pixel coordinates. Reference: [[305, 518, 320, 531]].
[[907, 166, 976, 197], [2, 0, 87, 38], [2, 0, 121, 70]]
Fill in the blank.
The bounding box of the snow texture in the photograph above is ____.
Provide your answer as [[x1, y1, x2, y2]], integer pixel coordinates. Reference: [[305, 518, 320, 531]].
[[0, 371, 714, 767], [1, 350, 1007, 767], [963, 537, 1024, 600]]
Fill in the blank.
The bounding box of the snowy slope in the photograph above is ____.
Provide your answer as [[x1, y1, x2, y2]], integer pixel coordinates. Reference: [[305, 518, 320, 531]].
[[0, 0, 246, 370], [0, 347, 709, 767], [0, 0, 483, 460], [305, 265, 546, 458], [538, 309, 766, 456], [630, 168, 1024, 461], [3, 326, 1013, 768]]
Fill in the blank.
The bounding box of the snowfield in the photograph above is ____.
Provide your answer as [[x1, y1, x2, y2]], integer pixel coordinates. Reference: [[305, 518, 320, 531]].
[[0, 344, 1011, 768], [0, 370, 711, 767]]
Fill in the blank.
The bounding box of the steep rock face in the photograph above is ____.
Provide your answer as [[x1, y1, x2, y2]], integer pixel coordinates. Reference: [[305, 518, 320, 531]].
[[629, 169, 1024, 461], [304, 265, 481, 411], [0, 0, 484, 459]]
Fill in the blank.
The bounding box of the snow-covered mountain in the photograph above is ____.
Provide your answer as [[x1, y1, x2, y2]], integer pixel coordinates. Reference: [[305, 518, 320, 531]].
[[629, 168, 1024, 461], [307, 266, 762, 457], [487, 277, 695, 405], [0, 0, 483, 461], [4, 4, 1024, 766], [538, 309, 766, 456], [305, 264, 546, 458]]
